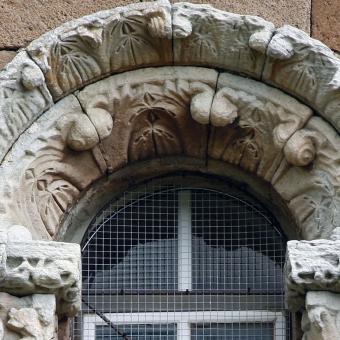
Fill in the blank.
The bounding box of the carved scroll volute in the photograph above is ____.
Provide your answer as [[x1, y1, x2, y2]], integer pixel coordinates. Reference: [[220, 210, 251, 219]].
[[208, 72, 312, 181], [76, 67, 218, 170], [284, 129, 316, 167], [274, 117, 340, 240]]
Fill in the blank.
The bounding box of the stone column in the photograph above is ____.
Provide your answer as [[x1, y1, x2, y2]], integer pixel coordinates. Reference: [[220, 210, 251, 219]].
[[0, 225, 81, 339], [285, 229, 340, 339]]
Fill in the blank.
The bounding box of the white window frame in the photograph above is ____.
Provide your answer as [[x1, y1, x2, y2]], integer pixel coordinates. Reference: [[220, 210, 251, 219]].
[[83, 310, 286, 340], [82, 190, 287, 339]]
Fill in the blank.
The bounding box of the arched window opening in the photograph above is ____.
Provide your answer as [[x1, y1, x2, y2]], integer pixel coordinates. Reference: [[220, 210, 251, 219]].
[[73, 178, 290, 339]]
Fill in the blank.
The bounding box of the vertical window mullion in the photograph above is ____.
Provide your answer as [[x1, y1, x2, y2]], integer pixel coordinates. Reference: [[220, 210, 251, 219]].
[[178, 190, 192, 291], [178, 190, 192, 340]]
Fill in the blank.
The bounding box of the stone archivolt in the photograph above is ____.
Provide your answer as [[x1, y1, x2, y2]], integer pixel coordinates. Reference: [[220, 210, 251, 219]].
[[1, 65, 340, 243], [1, 1, 340, 339]]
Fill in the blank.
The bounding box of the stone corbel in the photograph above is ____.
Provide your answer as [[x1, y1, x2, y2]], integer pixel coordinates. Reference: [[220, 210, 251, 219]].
[[285, 229, 340, 339], [0, 225, 81, 327]]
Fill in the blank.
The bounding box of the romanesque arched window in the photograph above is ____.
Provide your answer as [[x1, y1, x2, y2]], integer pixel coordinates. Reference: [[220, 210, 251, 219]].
[[73, 176, 290, 339]]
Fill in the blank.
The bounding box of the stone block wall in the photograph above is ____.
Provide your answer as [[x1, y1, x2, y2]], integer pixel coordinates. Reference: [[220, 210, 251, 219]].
[[0, 0, 339, 70]]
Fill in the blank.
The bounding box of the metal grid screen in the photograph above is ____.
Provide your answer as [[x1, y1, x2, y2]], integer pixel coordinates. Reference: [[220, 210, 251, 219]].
[[73, 180, 290, 339]]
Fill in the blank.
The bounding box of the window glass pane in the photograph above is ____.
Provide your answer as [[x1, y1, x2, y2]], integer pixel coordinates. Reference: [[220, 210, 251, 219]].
[[191, 189, 285, 294], [96, 323, 177, 339], [191, 322, 273, 339], [83, 190, 178, 292]]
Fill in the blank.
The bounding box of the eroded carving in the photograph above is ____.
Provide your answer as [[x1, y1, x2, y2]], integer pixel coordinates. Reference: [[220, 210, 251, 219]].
[[274, 117, 340, 239], [285, 237, 340, 312], [0, 95, 105, 239], [26, 0, 172, 99], [302, 291, 340, 340], [208, 72, 312, 181], [77, 67, 217, 170], [173, 3, 274, 78], [0, 226, 81, 318], [0, 52, 53, 163], [263, 25, 340, 133], [0, 293, 56, 340], [7, 295, 56, 340]]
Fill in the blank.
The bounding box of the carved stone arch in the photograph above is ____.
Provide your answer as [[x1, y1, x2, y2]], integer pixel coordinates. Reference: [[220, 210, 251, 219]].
[[0, 1, 340, 338]]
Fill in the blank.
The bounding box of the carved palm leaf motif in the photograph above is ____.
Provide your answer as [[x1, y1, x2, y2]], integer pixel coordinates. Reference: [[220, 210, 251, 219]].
[[269, 50, 320, 102], [37, 177, 80, 237], [188, 16, 218, 58], [107, 14, 159, 69], [0, 83, 49, 154], [49, 38, 102, 97], [209, 86, 298, 180], [282, 171, 340, 239], [128, 108, 182, 162]]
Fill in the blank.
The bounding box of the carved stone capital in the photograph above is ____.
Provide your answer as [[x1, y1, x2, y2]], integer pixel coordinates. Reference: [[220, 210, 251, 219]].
[[302, 291, 340, 340], [285, 235, 340, 312], [0, 226, 81, 319]]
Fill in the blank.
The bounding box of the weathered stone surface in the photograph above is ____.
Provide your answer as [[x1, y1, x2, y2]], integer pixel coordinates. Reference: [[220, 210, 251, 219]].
[[0, 226, 81, 318], [0, 0, 141, 49], [208, 72, 312, 181], [172, 2, 274, 78], [312, 0, 340, 52], [0, 51, 53, 163], [285, 238, 340, 311], [263, 25, 340, 133], [77, 67, 216, 171], [0, 293, 56, 340], [302, 291, 340, 340], [26, 0, 172, 100], [0, 51, 16, 71], [172, 0, 311, 33], [0, 95, 105, 239], [274, 117, 340, 240]]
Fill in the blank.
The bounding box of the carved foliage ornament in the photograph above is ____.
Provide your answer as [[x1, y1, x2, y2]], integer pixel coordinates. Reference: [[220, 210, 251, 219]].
[[26, 0, 172, 100], [0, 67, 339, 243]]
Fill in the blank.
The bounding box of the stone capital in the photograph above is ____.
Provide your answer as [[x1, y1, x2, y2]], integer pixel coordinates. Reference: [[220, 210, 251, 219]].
[[0, 225, 81, 319], [285, 234, 340, 312]]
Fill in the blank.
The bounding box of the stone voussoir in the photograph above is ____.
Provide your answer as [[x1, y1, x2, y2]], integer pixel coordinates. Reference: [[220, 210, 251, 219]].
[[263, 25, 340, 133], [26, 0, 173, 100], [0, 51, 53, 163], [172, 2, 275, 79]]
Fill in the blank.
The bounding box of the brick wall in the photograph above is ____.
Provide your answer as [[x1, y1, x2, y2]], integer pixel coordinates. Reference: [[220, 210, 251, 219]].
[[0, 0, 339, 69]]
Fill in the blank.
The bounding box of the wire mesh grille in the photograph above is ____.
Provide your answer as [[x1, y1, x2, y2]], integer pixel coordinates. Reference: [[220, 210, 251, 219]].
[[73, 179, 290, 339]]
